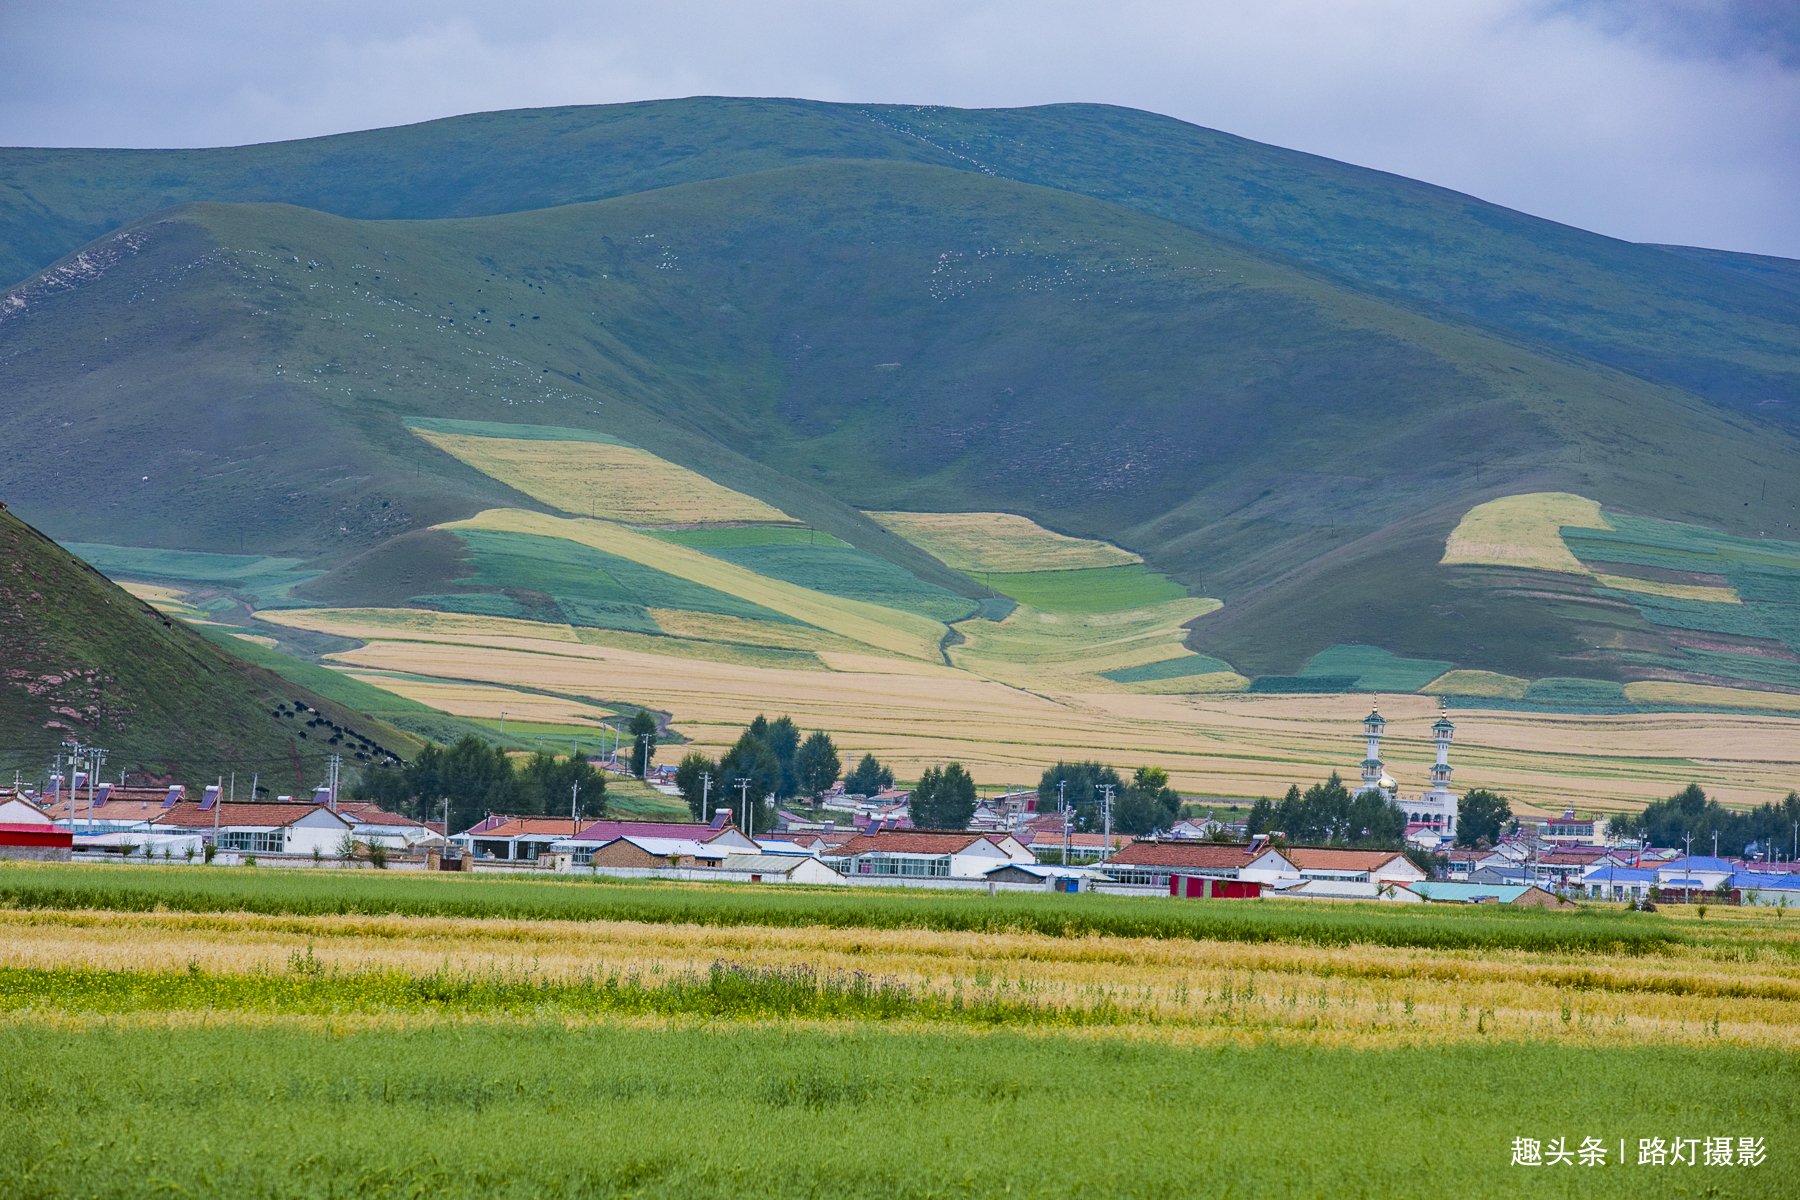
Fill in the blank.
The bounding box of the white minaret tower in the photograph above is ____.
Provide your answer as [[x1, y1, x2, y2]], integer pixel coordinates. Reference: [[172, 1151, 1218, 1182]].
[[1421, 699, 1459, 834], [1358, 702, 1386, 796]]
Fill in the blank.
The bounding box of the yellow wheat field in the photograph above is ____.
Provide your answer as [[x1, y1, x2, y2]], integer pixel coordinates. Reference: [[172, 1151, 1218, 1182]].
[[1624, 681, 1800, 712], [6, 908, 1795, 1049], [1594, 573, 1741, 603], [257, 605, 1800, 811], [1440, 491, 1610, 574], [1422, 670, 1531, 699], [410, 428, 796, 525], [870, 510, 1141, 573]]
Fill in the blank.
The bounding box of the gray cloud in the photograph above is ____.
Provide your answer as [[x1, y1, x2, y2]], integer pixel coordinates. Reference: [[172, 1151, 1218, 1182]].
[[0, 0, 1795, 256]]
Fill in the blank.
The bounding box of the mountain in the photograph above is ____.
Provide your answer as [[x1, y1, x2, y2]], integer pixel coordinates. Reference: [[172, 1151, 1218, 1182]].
[[3, 99, 1800, 732], [3, 98, 1795, 417], [0, 502, 419, 785]]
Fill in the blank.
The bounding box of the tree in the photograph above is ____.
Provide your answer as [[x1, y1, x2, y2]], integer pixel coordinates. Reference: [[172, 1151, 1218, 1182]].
[[1114, 766, 1181, 836], [910, 762, 978, 830], [513, 751, 606, 824], [1455, 788, 1512, 848], [844, 753, 894, 796], [765, 715, 801, 799], [1248, 773, 1406, 848], [675, 751, 719, 821], [1035, 761, 1126, 833], [795, 731, 842, 800], [719, 730, 781, 832], [628, 709, 659, 779]]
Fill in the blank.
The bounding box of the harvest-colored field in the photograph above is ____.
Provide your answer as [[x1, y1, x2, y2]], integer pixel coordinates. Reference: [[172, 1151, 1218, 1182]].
[[3, 906, 1795, 1048], [443, 508, 948, 659], [1625, 680, 1800, 712], [254, 605, 1800, 811], [1424, 669, 1531, 698], [869, 510, 1140, 573], [410, 427, 796, 525], [1440, 491, 1609, 574], [1596, 573, 1741, 603], [949, 596, 1226, 689]]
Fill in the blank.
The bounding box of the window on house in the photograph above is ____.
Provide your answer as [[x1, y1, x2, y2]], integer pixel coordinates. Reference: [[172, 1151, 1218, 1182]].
[[218, 830, 285, 854]]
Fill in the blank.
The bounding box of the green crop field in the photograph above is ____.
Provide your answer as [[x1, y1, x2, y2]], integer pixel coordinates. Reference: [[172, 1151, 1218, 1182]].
[[3, 1023, 1786, 1199], [686, 543, 980, 623], [983, 564, 1189, 613], [1298, 644, 1455, 693]]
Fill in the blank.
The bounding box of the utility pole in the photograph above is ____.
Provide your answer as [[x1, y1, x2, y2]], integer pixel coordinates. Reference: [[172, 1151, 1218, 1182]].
[[736, 776, 752, 835], [326, 754, 342, 811], [700, 772, 712, 823], [1712, 830, 1719, 859], [1058, 780, 1068, 864], [571, 781, 581, 834], [639, 733, 653, 780], [499, 711, 507, 735], [1097, 783, 1115, 862]]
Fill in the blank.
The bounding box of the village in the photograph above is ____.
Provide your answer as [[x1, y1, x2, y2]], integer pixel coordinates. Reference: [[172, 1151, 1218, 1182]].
[[8, 705, 1798, 913]]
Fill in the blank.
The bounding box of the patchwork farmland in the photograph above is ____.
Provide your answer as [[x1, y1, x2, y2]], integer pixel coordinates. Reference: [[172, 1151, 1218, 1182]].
[[99, 419, 1800, 815]]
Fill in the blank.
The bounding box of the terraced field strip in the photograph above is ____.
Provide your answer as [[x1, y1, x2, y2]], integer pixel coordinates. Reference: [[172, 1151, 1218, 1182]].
[[409, 426, 797, 525], [261, 612, 1800, 806], [869, 510, 1141, 573], [1440, 491, 1611, 574], [443, 509, 948, 660], [949, 596, 1224, 689]]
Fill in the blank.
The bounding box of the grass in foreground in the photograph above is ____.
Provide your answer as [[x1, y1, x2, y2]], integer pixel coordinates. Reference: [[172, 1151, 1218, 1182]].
[[0, 864, 1685, 955], [0, 1022, 1790, 1199]]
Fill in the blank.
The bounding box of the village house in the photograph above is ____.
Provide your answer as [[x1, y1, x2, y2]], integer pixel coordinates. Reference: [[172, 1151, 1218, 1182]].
[[1406, 881, 1568, 906], [0, 793, 72, 861], [584, 834, 731, 869], [1099, 840, 1299, 891], [1283, 848, 1427, 887], [1580, 864, 1659, 902], [823, 830, 1035, 878], [151, 800, 356, 856]]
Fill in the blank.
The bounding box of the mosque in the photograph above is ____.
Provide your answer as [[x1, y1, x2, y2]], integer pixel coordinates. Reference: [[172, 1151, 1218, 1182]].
[[1353, 700, 1458, 836]]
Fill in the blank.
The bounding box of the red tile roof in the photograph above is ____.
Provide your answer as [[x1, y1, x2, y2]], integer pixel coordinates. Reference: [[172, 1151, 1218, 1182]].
[[153, 802, 348, 829], [1284, 849, 1413, 872], [1107, 842, 1264, 869], [573, 819, 743, 843], [827, 830, 1004, 856], [465, 817, 590, 839]]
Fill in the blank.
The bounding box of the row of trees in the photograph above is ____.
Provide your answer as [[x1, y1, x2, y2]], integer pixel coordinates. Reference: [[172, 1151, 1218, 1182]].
[[1610, 784, 1800, 858], [674, 715, 857, 832], [351, 735, 606, 835], [1034, 762, 1182, 836]]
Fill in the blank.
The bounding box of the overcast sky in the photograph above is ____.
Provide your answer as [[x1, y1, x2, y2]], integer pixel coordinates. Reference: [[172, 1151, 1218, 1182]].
[[1, 0, 1795, 257]]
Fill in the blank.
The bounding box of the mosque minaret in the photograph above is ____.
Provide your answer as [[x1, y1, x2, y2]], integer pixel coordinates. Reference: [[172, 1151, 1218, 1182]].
[[1351, 698, 1458, 836]]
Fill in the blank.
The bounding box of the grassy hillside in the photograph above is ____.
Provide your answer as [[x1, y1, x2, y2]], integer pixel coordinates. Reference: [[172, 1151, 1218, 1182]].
[[0, 504, 421, 786], [2, 97, 1793, 416], [4, 160, 1800, 687]]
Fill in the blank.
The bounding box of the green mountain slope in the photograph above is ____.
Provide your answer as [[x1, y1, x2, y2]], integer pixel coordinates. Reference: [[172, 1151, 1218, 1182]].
[[3, 160, 1797, 686], [2, 97, 1794, 416], [0, 504, 421, 785]]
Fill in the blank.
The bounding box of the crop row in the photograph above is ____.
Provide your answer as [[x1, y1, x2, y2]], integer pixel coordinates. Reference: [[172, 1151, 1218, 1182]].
[[0, 865, 1682, 954]]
